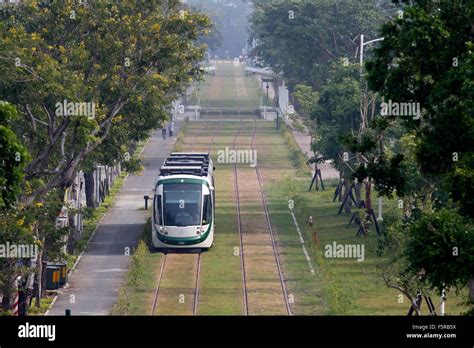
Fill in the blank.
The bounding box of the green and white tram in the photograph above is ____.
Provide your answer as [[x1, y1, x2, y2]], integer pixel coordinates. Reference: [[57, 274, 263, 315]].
[[152, 153, 215, 249]]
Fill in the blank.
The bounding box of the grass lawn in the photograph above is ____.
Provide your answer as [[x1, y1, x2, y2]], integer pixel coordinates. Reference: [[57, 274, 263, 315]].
[[270, 178, 470, 315], [260, 135, 469, 315]]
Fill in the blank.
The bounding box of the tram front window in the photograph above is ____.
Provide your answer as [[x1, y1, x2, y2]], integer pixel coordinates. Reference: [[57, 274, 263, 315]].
[[202, 194, 212, 225], [154, 194, 162, 225], [163, 183, 202, 226]]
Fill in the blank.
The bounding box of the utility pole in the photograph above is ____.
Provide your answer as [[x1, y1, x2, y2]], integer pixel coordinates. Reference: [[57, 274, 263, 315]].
[[360, 34, 384, 73], [360, 34, 384, 221]]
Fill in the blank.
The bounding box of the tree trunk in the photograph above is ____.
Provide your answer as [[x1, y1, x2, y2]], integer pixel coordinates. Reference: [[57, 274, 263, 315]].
[[338, 174, 343, 201], [0, 261, 15, 312], [314, 162, 318, 190], [343, 179, 352, 214], [365, 178, 372, 212], [1, 294, 10, 312], [106, 166, 111, 195], [412, 299, 422, 316], [469, 277, 474, 303], [354, 181, 361, 205], [67, 213, 75, 254], [84, 170, 95, 208], [35, 251, 43, 307], [40, 260, 47, 299], [128, 141, 138, 157]]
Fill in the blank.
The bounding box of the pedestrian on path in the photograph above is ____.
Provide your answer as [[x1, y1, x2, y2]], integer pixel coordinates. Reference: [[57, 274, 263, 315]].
[[161, 122, 167, 140], [168, 120, 174, 137]]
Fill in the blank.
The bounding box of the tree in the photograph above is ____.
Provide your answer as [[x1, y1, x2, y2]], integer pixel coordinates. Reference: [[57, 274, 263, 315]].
[[0, 0, 211, 311], [248, 0, 394, 218], [187, 0, 247, 58], [0, 102, 30, 209], [293, 84, 319, 130], [406, 209, 474, 303], [366, 0, 474, 216], [0, 101, 31, 311], [248, 0, 393, 89], [312, 63, 363, 212], [365, 0, 474, 308], [0, 0, 211, 206], [188, 2, 223, 54]]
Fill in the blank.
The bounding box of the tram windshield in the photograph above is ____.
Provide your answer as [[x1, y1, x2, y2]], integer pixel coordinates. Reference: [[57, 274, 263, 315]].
[[202, 194, 212, 225], [163, 183, 202, 226]]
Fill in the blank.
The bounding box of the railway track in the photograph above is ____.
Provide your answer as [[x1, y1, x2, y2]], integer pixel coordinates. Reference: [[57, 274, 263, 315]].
[[232, 120, 291, 315], [192, 97, 223, 316], [152, 63, 290, 316], [232, 105, 248, 315], [233, 59, 292, 315], [250, 120, 292, 315], [150, 253, 166, 315], [151, 129, 221, 315], [192, 252, 202, 315], [231, 70, 291, 314], [189, 108, 208, 152], [150, 251, 200, 315], [151, 79, 223, 316]]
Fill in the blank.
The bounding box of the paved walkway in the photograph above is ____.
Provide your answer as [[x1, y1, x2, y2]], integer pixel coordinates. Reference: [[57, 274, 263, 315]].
[[284, 118, 339, 180], [47, 126, 179, 316]]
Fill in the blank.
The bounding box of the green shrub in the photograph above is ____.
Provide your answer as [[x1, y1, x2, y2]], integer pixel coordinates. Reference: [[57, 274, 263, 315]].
[[127, 240, 149, 288]]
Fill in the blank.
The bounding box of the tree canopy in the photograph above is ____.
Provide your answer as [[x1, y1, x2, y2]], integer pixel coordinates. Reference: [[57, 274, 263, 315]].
[[0, 0, 211, 205], [0, 102, 30, 209], [248, 0, 393, 89], [366, 0, 474, 216]]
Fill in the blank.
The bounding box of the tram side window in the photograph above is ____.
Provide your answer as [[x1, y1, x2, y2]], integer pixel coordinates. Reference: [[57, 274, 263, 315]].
[[154, 195, 162, 225], [202, 194, 212, 225]]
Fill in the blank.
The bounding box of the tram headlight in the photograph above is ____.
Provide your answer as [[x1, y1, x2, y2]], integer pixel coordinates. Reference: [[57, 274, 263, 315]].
[[158, 226, 168, 235]]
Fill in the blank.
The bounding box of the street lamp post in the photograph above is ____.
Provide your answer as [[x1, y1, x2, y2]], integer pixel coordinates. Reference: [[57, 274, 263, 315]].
[[359, 34, 384, 72], [360, 34, 385, 222]]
